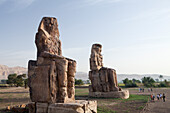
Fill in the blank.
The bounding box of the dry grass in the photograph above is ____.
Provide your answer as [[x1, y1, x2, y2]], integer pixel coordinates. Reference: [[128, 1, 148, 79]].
[[0, 87, 151, 113], [0, 87, 30, 110]]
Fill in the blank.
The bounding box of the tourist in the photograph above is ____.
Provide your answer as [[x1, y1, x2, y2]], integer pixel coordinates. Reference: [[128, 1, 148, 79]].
[[151, 88, 153, 92], [153, 94, 155, 101], [150, 94, 153, 101], [160, 93, 162, 100], [143, 88, 144, 92], [148, 88, 150, 92], [163, 93, 166, 102], [157, 94, 160, 100], [139, 88, 141, 92]]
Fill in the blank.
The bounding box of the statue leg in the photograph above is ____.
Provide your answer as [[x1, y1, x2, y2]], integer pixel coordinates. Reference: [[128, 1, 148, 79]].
[[56, 58, 68, 103], [67, 60, 76, 101]]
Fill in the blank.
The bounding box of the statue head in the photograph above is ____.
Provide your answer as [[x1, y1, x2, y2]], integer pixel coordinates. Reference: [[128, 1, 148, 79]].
[[90, 43, 103, 70], [91, 43, 102, 54], [38, 17, 59, 38], [36, 17, 62, 57]]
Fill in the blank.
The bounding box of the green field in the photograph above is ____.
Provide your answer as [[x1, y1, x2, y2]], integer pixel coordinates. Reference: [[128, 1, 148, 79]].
[[75, 88, 89, 96], [75, 88, 149, 113]]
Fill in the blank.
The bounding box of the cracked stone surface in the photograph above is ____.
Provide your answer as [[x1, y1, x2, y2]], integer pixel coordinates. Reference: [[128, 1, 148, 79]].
[[27, 17, 97, 113], [89, 43, 129, 99], [28, 17, 76, 103]]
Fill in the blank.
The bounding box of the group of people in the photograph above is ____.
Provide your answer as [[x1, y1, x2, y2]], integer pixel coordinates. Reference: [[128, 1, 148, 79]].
[[148, 88, 153, 92], [139, 88, 145, 92], [151, 93, 166, 102], [138, 87, 166, 102], [139, 87, 153, 92]]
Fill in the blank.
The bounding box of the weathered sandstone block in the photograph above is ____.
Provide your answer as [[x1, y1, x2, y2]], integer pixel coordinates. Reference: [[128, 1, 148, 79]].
[[89, 43, 129, 99], [90, 44, 103, 70], [35, 17, 61, 57], [28, 17, 76, 103], [28, 17, 97, 113], [36, 103, 48, 113], [89, 90, 129, 99], [28, 102, 36, 113], [31, 100, 97, 113]]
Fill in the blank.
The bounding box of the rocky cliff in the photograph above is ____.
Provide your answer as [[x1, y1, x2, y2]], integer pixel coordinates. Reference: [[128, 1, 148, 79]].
[[0, 65, 27, 80]]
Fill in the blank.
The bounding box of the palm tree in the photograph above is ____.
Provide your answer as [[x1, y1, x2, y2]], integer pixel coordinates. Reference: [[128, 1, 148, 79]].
[[141, 77, 155, 87], [159, 75, 163, 82]]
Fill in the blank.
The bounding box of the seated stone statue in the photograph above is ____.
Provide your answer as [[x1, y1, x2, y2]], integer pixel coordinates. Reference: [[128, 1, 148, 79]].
[[89, 44, 119, 92], [27, 17, 97, 113], [89, 44, 129, 99], [28, 17, 76, 103]]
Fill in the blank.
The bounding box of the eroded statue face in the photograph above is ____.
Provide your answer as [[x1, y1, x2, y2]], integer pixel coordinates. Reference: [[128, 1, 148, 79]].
[[40, 17, 59, 37], [36, 17, 62, 57], [92, 44, 102, 54], [44, 17, 57, 34]]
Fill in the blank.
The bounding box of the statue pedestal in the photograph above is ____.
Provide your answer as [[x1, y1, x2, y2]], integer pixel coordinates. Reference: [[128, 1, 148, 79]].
[[28, 100, 97, 113], [89, 90, 129, 99]]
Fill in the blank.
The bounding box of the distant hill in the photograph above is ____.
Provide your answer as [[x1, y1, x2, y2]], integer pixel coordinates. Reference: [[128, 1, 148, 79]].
[[1, 64, 170, 83], [0, 65, 27, 80], [117, 74, 170, 83], [75, 72, 170, 82], [75, 72, 89, 80]]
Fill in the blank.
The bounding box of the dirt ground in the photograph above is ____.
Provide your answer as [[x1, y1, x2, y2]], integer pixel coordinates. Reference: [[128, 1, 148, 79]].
[[129, 88, 170, 113], [76, 88, 150, 113], [0, 87, 170, 113], [0, 87, 30, 110]]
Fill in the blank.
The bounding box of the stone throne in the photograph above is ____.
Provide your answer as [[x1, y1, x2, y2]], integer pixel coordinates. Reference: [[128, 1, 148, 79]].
[[28, 17, 97, 113], [89, 44, 129, 99]]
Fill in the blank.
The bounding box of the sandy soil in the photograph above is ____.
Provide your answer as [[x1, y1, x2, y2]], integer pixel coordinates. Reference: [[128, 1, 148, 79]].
[[0, 87, 170, 113], [129, 88, 170, 113], [0, 87, 30, 109]]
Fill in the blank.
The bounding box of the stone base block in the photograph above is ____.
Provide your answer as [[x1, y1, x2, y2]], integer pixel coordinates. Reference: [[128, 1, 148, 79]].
[[28, 100, 97, 113], [89, 90, 129, 99]]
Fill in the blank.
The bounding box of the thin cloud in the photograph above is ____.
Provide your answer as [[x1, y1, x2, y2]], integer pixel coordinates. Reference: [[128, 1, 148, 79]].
[[16, 0, 36, 7], [1, 0, 37, 12], [63, 47, 89, 55], [137, 37, 170, 41], [104, 40, 170, 53], [119, 8, 170, 23], [0, 50, 36, 67], [85, 0, 123, 5], [0, 50, 35, 59]]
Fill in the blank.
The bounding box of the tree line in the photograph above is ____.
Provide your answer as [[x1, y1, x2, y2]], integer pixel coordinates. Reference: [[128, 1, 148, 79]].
[[122, 76, 170, 88], [1, 74, 169, 88], [5, 73, 28, 88], [2, 74, 86, 87]]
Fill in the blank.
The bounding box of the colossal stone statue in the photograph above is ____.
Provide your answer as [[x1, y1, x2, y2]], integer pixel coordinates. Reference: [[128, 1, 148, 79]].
[[89, 43, 129, 99], [28, 17, 97, 113], [28, 17, 75, 103]]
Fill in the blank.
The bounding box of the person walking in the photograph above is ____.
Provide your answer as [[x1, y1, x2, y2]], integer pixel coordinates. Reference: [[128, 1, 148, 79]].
[[163, 93, 166, 102], [160, 93, 162, 100], [157, 94, 160, 100], [153, 94, 155, 101], [148, 88, 150, 92], [151, 94, 153, 102]]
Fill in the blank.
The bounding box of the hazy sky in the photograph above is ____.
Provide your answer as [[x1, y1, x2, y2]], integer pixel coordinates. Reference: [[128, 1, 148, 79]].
[[0, 0, 170, 75]]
